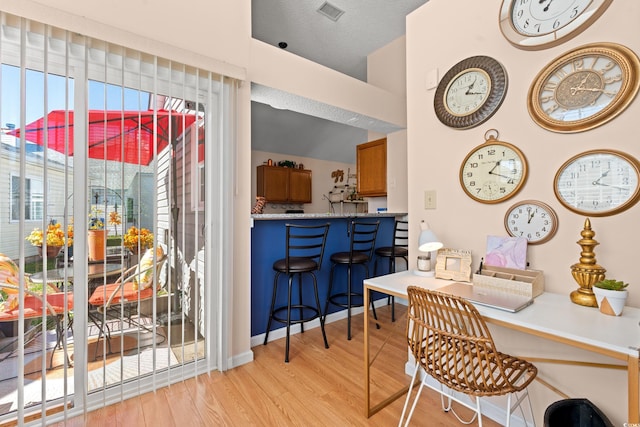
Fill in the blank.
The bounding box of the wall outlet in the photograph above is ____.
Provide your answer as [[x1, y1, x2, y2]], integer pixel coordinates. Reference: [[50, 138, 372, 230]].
[[424, 190, 436, 209]]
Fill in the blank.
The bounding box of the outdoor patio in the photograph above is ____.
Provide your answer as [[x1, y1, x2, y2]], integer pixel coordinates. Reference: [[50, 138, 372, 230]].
[[0, 313, 203, 415]]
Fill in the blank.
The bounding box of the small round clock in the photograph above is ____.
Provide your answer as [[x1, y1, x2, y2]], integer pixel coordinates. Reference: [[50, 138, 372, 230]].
[[554, 149, 640, 216], [504, 200, 559, 245], [434, 56, 508, 130], [499, 0, 612, 50], [459, 129, 528, 204], [528, 42, 640, 133]]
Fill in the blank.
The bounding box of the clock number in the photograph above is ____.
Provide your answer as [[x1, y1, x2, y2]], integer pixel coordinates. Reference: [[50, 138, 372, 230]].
[[543, 81, 557, 92], [570, 6, 579, 19], [469, 162, 478, 168], [572, 59, 584, 71], [600, 61, 616, 74], [604, 74, 622, 84]]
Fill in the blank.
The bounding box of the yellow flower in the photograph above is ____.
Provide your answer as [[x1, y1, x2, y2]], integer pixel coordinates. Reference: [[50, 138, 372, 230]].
[[25, 223, 70, 247], [123, 226, 154, 252]]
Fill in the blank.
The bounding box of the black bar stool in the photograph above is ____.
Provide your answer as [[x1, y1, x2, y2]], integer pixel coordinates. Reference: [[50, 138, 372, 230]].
[[324, 220, 379, 340], [373, 219, 408, 321], [264, 223, 330, 362]]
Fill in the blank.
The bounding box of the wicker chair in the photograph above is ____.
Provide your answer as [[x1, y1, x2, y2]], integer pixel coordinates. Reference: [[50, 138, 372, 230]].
[[399, 286, 537, 427]]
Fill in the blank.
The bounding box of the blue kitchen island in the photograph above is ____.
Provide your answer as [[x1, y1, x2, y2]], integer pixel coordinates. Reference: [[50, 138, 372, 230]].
[[251, 212, 406, 338]]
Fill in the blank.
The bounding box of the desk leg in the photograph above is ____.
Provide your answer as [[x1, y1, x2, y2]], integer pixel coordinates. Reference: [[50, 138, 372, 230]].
[[630, 355, 639, 423], [363, 286, 371, 417]]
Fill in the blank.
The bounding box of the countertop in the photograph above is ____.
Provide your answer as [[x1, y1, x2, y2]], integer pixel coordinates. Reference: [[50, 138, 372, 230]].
[[251, 212, 407, 220]]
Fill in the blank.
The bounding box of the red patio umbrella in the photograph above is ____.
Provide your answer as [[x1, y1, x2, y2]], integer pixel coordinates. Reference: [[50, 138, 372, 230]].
[[11, 109, 198, 165]]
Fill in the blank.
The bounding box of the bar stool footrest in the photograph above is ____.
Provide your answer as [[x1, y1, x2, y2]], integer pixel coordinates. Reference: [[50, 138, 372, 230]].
[[272, 305, 322, 325], [328, 292, 365, 309]]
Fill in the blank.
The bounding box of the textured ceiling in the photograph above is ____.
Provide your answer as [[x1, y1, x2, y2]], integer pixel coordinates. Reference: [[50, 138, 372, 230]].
[[251, 0, 427, 163]]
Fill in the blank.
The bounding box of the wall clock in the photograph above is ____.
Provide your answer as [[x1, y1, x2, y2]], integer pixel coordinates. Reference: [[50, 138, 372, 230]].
[[528, 42, 640, 133], [459, 129, 528, 204], [499, 0, 612, 50], [504, 200, 558, 244], [434, 56, 508, 130], [554, 149, 640, 216]]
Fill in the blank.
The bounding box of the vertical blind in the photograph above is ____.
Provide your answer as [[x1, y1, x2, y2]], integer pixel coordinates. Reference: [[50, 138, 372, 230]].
[[0, 12, 234, 425]]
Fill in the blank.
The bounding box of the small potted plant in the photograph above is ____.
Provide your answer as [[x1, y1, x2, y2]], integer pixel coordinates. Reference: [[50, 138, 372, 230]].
[[592, 279, 629, 316]]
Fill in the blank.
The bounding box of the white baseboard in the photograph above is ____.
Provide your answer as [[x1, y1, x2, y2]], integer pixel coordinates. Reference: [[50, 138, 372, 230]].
[[251, 298, 391, 347], [228, 350, 254, 369]]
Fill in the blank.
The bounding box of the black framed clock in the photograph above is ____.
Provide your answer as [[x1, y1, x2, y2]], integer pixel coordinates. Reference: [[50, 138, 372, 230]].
[[499, 0, 612, 50], [434, 56, 508, 130]]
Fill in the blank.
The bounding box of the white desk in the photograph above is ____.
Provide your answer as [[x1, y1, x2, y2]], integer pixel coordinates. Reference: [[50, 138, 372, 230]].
[[363, 270, 640, 421]]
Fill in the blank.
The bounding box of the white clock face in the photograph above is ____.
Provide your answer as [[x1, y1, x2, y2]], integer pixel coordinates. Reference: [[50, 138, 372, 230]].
[[460, 143, 527, 203], [511, 0, 592, 37], [499, 0, 612, 50], [444, 69, 491, 116], [505, 201, 558, 244], [554, 150, 640, 216]]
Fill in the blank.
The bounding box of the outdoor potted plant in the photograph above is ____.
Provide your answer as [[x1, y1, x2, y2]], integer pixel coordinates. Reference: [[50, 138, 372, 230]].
[[592, 279, 629, 316], [25, 222, 71, 258], [123, 226, 154, 256], [88, 207, 106, 261]]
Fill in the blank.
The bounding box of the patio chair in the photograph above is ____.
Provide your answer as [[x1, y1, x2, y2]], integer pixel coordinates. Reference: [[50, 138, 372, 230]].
[[87, 247, 168, 360], [1, 278, 74, 370]]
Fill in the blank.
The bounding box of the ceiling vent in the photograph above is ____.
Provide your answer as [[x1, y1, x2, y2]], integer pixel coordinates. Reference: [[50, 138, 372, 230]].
[[317, 2, 345, 22]]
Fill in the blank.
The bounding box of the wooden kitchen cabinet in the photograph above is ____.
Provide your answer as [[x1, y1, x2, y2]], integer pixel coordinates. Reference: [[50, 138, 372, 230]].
[[257, 165, 312, 203], [357, 138, 386, 197]]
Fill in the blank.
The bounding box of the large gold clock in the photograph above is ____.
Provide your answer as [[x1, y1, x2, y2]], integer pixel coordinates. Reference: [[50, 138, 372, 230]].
[[499, 0, 612, 50], [459, 129, 528, 204], [528, 42, 640, 133]]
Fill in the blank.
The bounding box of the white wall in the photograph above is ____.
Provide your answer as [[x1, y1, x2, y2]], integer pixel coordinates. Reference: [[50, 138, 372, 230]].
[[407, 1, 639, 424]]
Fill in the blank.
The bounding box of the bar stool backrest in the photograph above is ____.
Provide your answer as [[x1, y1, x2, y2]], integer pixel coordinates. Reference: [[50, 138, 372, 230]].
[[392, 220, 409, 252], [284, 223, 331, 272], [348, 221, 380, 263]]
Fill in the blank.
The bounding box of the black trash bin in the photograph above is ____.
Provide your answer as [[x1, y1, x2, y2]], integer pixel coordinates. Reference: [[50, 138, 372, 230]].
[[544, 398, 614, 427]]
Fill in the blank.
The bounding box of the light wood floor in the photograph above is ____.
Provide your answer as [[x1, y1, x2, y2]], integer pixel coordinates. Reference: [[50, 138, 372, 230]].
[[54, 304, 499, 426]]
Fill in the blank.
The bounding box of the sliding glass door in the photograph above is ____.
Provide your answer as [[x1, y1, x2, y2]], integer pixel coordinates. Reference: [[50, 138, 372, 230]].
[[0, 12, 232, 424]]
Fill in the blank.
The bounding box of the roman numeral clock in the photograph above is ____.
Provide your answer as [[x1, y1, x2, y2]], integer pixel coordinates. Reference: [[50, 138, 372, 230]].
[[527, 42, 640, 133]]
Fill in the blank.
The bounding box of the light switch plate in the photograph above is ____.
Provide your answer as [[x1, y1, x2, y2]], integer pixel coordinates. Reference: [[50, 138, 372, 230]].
[[424, 190, 437, 209]]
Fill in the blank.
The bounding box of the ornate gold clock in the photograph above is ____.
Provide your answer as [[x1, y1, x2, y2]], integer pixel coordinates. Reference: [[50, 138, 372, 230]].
[[504, 200, 558, 244], [528, 42, 640, 133], [499, 0, 612, 50], [554, 149, 640, 216], [459, 129, 528, 204], [434, 56, 508, 130]]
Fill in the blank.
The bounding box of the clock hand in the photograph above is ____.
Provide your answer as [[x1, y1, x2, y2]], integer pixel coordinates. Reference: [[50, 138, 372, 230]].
[[465, 77, 477, 95], [570, 86, 617, 97], [488, 171, 515, 180], [465, 91, 487, 95], [592, 169, 610, 185], [543, 0, 555, 12], [592, 182, 629, 191], [488, 160, 501, 174]]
